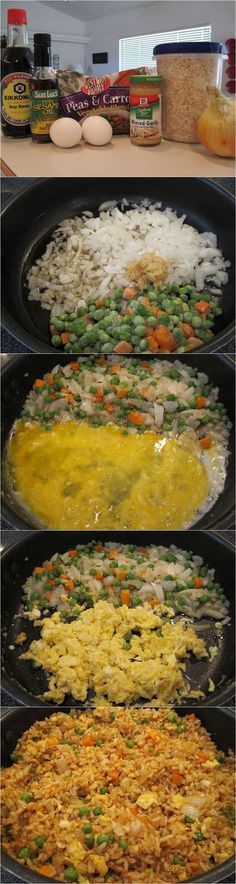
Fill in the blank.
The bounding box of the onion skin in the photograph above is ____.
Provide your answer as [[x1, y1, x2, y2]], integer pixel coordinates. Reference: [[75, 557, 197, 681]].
[[198, 87, 235, 158]]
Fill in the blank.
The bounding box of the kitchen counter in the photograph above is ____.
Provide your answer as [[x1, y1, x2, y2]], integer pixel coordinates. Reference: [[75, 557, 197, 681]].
[[1, 133, 235, 178]]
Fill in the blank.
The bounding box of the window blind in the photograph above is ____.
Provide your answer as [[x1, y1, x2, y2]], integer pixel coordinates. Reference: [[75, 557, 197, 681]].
[[119, 24, 212, 70]]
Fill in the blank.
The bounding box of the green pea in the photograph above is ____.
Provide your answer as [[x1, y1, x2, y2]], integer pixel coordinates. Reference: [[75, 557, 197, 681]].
[[140, 338, 148, 350], [176, 724, 185, 733], [85, 835, 95, 847], [167, 713, 176, 723], [195, 831, 205, 842], [35, 836, 45, 848], [18, 848, 31, 859], [83, 824, 93, 834], [216, 754, 225, 763], [21, 793, 33, 802], [119, 839, 128, 850], [188, 398, 197, 408], [93, 806, 103, 816], [173, 856, 184, 865], [78, 806, 90, 817], [126, 740, 134, 748], [51, 335, 61, 347], [100, 786, 109, 794], [199, 594, 210, 604], [65, 868, 78, 882], [184, 815, 194, 824], [10, 753, 17, 761]]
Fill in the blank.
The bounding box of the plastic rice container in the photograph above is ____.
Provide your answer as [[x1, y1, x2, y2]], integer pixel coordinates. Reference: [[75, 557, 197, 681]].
[[153, 41, 227, 142]]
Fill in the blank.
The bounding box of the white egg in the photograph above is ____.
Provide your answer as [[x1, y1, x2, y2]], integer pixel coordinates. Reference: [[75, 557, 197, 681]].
[[50, 117, 82, 148], [82, 115, 112, 146]]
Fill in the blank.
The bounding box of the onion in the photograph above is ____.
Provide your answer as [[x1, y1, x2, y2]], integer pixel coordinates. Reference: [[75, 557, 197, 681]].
[[198, 87, 235, 158], [154, 403, 164, 428]]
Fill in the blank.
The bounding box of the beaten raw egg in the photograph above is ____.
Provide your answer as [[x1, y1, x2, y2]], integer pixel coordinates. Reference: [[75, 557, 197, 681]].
[[8, 420, 212, 529]]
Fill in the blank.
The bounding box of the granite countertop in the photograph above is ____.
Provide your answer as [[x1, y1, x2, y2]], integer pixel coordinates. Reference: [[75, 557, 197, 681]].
[[1, 176, 235, 354]]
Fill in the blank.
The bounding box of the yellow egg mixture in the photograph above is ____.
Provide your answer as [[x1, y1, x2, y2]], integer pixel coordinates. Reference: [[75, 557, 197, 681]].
[[8, 419, 211, 529]]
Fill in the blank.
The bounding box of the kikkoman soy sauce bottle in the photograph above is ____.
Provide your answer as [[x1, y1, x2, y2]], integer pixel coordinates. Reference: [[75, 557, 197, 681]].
[[30, 33, 59, 142], [1, 8, 33, 138]]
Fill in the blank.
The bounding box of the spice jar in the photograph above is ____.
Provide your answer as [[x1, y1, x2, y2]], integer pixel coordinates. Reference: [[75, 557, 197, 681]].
[[129, 75, 162, 145], [153, 42, 226, 143]]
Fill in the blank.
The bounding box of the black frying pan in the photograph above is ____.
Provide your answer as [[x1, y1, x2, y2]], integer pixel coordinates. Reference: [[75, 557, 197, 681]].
[[1, 353, 235, 530], [1, 530, 235, 707], [1, 177, 235, 353], [1, 706, 235, 884]]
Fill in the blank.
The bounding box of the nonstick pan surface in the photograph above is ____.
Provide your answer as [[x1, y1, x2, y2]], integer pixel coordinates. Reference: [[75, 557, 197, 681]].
[[1, 177, 235, 353], [1, 706, 235, 884], [1, 353, 235, 530], [1, 530, 235, 707]]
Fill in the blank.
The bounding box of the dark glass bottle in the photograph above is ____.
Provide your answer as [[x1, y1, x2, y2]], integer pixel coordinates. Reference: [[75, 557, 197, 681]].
[[30, 33, 59, 142], [1, 8, 33, 138]]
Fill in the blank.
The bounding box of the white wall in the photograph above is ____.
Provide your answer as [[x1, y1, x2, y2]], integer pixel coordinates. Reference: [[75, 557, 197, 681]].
[[85, 0, 235, 74], [1, 0, 88, 70]]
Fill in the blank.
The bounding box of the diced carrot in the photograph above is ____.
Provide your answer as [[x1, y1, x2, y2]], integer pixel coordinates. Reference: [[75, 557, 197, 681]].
[[33, 379, 45, 389], [108, 768, 120, 782], [147, 731, 159, 740], [83, 734, 95, 746], [65, 393, 74, 403], [117, 387, 128, 399], [104, 403, 114, 413], [198, 752, 209, 762], [149, 598, 160, 608], [97, 357, 106, 365], [154, 326, 177, 351], [199, 437, 212, 449], [95, 572, 103, 581], [61, 387, 70, 395], [45, 374, 54, 385], [95, 544, 103, 551], [33, 567, 44, 575], [121, 589, 130, 605], [64, 580, 74, 592], [35, 867, 54, 878], [194, 577, 204, 588], [69, 549, 78, 558], [128, 411, 145, 426], [195, 300, 210, 314], [110, 365, 121, 374], [147, 335, 159, 353], [123, 286, 136, 300], [171, 771, 184, 785], [44, 591, 52, 602], [180, 323, 195, 338], [108, 550, 119, 559], [59, 573, 69, 580], [48, 579, 56, 587], [45, 562, 53, 571], [114, 342, 133, 353], [95, 299, 105, 307], [117, 570, 127, 580], [94, 389, 104, 402], [124, 307, 133, 316], [140, 297, 150, 307], [139, 548, 147, 554], [70, 362, 80, 371], [196, 396, 206, 409], [61, 332, 70, 344], [142, 362, 152, 370]]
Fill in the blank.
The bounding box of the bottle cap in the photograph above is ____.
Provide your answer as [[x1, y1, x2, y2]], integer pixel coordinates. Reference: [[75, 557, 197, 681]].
[[34, 33, 51, 45], [8, 9, 27, 25]]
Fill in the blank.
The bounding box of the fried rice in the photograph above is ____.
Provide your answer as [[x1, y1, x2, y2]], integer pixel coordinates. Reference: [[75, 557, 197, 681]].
[[1, 709, 235, 884]]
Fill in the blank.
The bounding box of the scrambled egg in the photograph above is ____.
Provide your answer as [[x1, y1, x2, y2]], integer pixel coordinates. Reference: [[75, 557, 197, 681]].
[[9, 420, 210, 529], [21, 601, 207, 705]]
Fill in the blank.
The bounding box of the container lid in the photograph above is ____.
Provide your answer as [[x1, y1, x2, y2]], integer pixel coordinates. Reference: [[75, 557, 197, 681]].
[[129, 75, 162, 82], [34, 33, 51, 45], [153, 41, 225, 55], [8, 8, 27, 24]]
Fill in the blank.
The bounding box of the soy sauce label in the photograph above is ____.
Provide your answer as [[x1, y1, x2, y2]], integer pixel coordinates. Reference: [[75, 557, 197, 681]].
[[30, 88, 59, 136], [1, 72, 31, 125]]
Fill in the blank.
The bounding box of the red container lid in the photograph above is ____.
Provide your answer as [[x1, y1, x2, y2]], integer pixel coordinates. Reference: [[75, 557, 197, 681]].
[[8, 8, 27, 25]]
